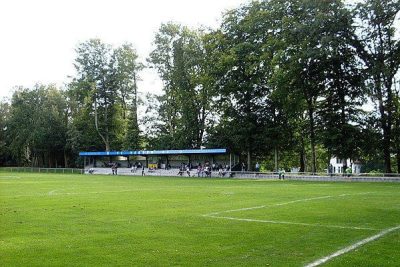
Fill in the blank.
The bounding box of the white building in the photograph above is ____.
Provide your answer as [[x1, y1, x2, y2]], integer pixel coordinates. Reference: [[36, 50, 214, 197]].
[[329, 158, 362, 174]]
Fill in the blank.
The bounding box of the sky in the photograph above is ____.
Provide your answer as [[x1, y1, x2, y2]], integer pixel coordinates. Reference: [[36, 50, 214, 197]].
[[0, 0, 246, 100]]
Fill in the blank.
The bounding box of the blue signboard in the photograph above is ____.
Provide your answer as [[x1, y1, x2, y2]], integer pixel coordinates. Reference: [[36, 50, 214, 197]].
[[79, 149, 227, 157]]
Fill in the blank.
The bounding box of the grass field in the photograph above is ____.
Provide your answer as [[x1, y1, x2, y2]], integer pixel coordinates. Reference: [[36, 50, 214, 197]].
[[1, 173, 399, 266]]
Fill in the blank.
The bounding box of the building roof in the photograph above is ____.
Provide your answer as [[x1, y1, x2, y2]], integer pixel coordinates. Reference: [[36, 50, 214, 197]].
[[79, 148, 227, 157]]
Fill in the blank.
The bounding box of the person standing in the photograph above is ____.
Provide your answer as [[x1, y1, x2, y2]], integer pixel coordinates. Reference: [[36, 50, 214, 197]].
[[141, 165, 145, 176], [114, 163, 118, 175], [328, 164, 333, 176], [255, 162, 260, 172], [278, 168, 285, 180], [346, 166, 352, 177]]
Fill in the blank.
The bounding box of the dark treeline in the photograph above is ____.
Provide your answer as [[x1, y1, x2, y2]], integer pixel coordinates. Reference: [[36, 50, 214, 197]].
[[0, 0, 399, 173]]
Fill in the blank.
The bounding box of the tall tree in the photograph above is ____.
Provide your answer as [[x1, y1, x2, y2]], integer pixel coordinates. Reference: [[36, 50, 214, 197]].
[[113, 43, 143, 150], [0, 99, 10, 165], [316, 1, 365, 168], [7, 85, 68, 167], [206, 2, 280, 170], [148, 23, 213, 149], [394, 92, 400, 172], [354, 0, 400, 173], [71, 39, 142, 152], [270, 0, 363, 172], [72, 39, 118, 151]]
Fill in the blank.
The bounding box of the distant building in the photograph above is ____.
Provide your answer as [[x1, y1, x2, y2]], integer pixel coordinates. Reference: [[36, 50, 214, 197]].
[[329, 158, 362, 174]]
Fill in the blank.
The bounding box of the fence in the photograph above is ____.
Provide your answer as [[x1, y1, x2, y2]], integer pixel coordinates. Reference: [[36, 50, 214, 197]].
[[1, 167, 399, 182], [228, 171, 400, 182], [0, 167, 84, 174], [81, 167, 400, 182]]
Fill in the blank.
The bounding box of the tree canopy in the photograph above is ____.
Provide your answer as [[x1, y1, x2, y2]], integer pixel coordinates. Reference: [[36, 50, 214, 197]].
[[1, 0, 399, 173]]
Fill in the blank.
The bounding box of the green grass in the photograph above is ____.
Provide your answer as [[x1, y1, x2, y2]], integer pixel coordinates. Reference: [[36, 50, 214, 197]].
[[1, 173, 399, 266]]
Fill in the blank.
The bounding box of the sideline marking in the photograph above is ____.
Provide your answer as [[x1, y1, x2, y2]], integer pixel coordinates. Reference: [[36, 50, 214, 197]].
[[304, 225, 400, 267], [202, 192, 378, 231], [48, 190, 58, 195], [204, 215, 379, 231], [205, 192, 373, 216], [0, 176, 21, 179]]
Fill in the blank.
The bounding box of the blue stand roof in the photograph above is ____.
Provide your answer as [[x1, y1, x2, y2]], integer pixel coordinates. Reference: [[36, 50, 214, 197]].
[[79, 149, 227, 157]]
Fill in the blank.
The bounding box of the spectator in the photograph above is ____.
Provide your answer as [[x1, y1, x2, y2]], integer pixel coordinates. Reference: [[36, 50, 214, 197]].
[[346, 166, 352, 177], [186, 165, 191, 177], [114, 162, 118, 175]]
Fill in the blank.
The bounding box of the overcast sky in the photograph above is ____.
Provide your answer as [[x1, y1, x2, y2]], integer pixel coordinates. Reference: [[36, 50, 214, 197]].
[[0, 0, 246, 100]]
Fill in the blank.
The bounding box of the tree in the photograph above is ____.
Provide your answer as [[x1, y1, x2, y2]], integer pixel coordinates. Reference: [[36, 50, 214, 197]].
[[7, 85, 68, 167], [70, 39, 143, 152], [0, 99, 11, 165], [269, 0, 363, 172], [206, 1, 282, 170], [113, 43, 143, 150], [72, 39, 119, 151], [354, 0, 400, 173], [394, 93, 400, 173], [148, 23, 214, 149], [315, 1, 365, 169]]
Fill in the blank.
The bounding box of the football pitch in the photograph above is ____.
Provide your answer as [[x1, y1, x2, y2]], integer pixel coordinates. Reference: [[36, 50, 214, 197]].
[[1, 173, 399, 266]]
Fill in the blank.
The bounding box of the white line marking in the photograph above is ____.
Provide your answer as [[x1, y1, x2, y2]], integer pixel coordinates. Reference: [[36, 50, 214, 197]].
[[274, 196, 333, 206], [205, 193, 374, 216], [48, 190, 58, 195], [202, 192, 378, 231], [304, 225, 400, 267], [0, 176, 21, 179], [206, 205, 267, 216], [204, 215, 379, 231], [6, 189, 171, 198]]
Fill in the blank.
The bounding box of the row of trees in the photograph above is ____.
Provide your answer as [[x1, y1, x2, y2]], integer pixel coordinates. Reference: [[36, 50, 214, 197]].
[[0, 0, 399, 173]]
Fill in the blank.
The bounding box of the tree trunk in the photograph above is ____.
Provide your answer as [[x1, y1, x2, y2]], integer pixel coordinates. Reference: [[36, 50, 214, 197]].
[[375, 75, 392, 173], [93, 96, 109, 151], [396, 148, 400, 174], [133, 73, 139, 127], [383, 130, 392, 174], [308, 104, 317, 173], [247, 150, 251, 172], [299, 138, 305, 173], [64, 150, 68, 168], [274, 148, 278, 172]]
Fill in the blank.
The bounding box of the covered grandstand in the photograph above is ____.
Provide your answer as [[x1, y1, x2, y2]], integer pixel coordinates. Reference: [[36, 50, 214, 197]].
[[79, 148, 234, 175]]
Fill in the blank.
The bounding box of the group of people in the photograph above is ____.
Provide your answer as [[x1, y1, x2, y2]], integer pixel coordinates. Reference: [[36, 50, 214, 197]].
[[328, 164, 353, 177], [177, 164, 192, 176], [130, 162, 145, 176], [130, 162, 142, 173], [196, 164, 212, 177], [100, 160, 291, 180], [175, 162, 231, 178]]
